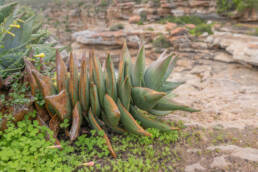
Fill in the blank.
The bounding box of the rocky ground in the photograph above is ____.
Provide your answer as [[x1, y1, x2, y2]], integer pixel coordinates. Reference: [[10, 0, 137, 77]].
[[166, 54, 258, 172], [40, 1, 258, 171]]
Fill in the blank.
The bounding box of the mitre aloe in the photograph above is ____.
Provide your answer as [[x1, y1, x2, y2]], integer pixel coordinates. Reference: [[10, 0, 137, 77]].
[[25, 42, 199, 158]]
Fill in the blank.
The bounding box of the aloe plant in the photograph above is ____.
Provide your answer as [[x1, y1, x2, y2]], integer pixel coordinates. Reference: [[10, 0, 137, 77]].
[[25, 42, 199, 158], [0, 2, 55, 79]]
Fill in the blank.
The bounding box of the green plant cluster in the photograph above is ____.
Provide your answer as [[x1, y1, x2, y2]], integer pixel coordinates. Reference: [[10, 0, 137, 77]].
[[152, 34, 171, 52], [189, 24, 213, 36], [109, 23, 124, 31], [0, 111, 181, 171], [216, 0, 258, 14], [158, 15, 213, 36], [26, 41, 198, 158], [159, 16, 205, 25], [254, 28, 258, 36], [0, 112, 81, 171], [0, 2, 56, 79], [0, 73, 30, 108]]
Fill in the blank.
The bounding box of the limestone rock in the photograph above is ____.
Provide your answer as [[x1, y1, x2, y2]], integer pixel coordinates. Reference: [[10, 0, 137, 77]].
[[157, 7, 171, 16], [207, 32, 258, 66], [129, 15, 141, 24], [189, 0, 210, 7], [72, 30, 140, 48], [171, 9, 185, 17], [170, 27, 187, 36], [210, 156, 230, 168], [185, 24, 196, 29], [208, 145, 258, 162], [185, 162, 205, 172], [165, 22, 177, 31]]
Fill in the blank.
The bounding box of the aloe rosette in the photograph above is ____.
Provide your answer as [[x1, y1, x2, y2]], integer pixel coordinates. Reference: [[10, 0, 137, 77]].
[[25, 42, 198, 158]]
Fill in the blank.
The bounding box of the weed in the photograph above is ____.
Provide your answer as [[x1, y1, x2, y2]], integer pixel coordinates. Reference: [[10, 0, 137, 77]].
[[99, 0, 108, 7], [137, 20, 144, 25], [0, 73, 30, 108], [177, 120, 186, 129], [212, 133, 225, 144], [109, 23, 124, 31], [146, 27, 154, 31], [152, 34, 171, 51], [0, 107, 182, 171], [253, 28, 258, 36], [159, 16, 205, 25], [216, 0, 258, 14], [140, 10, 147, 22], [189, 24, 213, 36], [0, 112, 81, 171]]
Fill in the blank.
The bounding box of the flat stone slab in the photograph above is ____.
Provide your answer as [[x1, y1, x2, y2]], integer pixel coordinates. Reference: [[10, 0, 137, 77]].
[[167, 58, 258, 130], [72, 30, 140, 48], [185, 162, 206, 172], [207, 32, 258, 66], [210, 155, 230, 168], [207, 145, 258, 162]]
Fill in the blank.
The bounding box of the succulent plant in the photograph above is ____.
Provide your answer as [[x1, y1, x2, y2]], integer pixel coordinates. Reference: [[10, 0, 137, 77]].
[[0, 2, 55, 79], [25, 42, 198, 158]]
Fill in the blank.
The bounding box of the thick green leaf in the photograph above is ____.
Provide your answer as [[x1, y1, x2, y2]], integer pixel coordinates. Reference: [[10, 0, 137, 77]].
[[1, 16, 35, 53], [154, 96, 199, 112], [101, 111, 126, 134], [131, 87, 166, 111], [118, 76, 131, 110], [144, 54, 173, 90], [90, 82, 100, 117], [105, 54, 117, 101], [121, 41, 132, 69], [103, 94, 120, 127], [68, 53, 79, 107], [79, 54, 90, 114], [163, 56, 178, 81], [88, 109, 117, 158], [131, 45, 145, 87], [117, 99, 151, 136], [117, 52, 125, 85], [158, 81, 184, 93], [147, 109, 172, 116], [130, 106, 178, 131], [91, 51, 105, 106], [0, 2, 17, 23]]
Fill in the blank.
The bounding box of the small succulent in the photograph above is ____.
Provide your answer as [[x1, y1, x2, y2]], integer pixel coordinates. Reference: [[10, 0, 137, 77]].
[[25, 42, 198, 158]]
